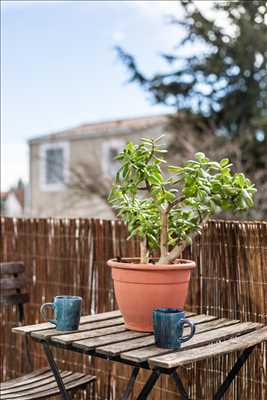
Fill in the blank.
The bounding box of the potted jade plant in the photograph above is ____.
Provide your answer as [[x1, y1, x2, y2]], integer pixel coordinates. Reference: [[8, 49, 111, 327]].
[[108, 137, 256, 331]]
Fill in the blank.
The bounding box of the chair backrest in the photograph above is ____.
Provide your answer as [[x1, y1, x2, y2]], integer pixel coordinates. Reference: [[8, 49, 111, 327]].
[[0, 262, 30, 321], [0, 261, 33, 370]]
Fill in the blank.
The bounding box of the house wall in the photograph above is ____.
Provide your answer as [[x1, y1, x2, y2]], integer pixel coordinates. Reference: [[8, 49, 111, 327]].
[[29, 124, 170, 218]]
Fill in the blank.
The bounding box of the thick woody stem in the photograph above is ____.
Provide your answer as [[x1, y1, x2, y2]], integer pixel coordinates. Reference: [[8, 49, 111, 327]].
[[157, 196, 184, 264], [140, 236, 149, 264], [157, 219, 209, 265], [157, 243, 181, 265], [160, 207, 168, 260]]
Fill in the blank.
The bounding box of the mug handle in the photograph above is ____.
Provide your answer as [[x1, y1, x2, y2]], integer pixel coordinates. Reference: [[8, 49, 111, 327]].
[[178, 318, 196, 343], [40, 303, 57, 326]]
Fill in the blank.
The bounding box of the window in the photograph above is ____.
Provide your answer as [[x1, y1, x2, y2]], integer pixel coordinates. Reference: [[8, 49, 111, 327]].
[[45, 148, 64, 184], [102, 139, 125, 177], [39, 142, 69, 191]]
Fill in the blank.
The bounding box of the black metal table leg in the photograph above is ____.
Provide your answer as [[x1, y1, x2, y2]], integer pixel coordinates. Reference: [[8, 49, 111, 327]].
[[121, 366, 140, 400], [42, 341, 71, 400], [171, 370, 190, 400], [213, 346, 255, 400], [136, 369, 161, 400]]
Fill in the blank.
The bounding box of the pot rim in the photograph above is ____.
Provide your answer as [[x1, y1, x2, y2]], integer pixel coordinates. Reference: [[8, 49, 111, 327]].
[[107, 257, 196, 271]]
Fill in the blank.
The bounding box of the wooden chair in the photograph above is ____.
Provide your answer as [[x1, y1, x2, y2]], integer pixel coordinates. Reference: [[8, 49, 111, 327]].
[[0, 261, 96, 399]]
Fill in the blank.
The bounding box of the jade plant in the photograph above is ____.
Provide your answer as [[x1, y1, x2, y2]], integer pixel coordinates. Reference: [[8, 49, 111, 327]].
[[108, 137, 256, 265]]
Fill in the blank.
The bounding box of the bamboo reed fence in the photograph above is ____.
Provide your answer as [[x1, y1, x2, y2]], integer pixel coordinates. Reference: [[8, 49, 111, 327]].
[[0, 217, 266, 399]]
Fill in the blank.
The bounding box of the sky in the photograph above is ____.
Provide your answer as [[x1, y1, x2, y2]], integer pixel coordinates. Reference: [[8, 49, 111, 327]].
[[1, 0, 215, 191]]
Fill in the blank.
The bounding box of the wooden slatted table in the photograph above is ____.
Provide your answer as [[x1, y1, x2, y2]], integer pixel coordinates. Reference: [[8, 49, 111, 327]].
[[12, 310, 267, 400]]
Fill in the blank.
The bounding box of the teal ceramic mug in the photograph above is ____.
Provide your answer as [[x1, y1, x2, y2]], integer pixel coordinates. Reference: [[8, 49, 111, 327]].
[[153, 308, 196, 349], [40, 295, 82, 331]]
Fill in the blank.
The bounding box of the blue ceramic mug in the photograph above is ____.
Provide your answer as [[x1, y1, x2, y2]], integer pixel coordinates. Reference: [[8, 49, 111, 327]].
[[153, 308, 196, 349], [40, 295, 82, 331]]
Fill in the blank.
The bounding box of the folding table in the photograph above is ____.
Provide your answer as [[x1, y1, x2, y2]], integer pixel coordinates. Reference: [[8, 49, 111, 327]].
[[13, 310, 267, 399]]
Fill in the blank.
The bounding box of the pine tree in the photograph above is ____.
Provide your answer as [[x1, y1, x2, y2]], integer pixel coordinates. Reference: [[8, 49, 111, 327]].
[[117, 0, 267, 217]]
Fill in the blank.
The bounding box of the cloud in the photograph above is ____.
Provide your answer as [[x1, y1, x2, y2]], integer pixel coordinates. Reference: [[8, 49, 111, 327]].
[[132, 0, 181, 18]]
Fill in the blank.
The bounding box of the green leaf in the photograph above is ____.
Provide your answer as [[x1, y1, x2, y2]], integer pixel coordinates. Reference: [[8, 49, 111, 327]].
[[168, 166, 183, 173], [220, 158, 229, 167], [154, 156, 167, 163], [195, 152, 206, 162], [154, 135, 165, 142], [147, 233, 158, 247], [147, 175, 161, 185], [208, 161, 220, 169], [125, 142, 135, 153], [141, 138, 153, 146], [154, 149, 168, 153]]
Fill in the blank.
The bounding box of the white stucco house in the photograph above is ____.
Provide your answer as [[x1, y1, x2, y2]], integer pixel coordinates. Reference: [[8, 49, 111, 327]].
[[28, 114, 172, 218]]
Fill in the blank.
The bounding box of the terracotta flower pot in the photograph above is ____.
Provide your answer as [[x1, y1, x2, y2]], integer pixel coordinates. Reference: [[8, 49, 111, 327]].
[[107, 258, 196, 332]]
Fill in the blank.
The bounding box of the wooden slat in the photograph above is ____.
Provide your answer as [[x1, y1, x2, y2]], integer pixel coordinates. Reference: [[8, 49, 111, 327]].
[[1, 372, 92, 400], [52, 324, 127, 344], [1, 373, 77, 398], [105, 318, 240, 359], [0, 262, 25, 275], [0, 370, 59, 392], [13, 374, 96, 400], [182, 314, 217, 324], [1, 371, 72, 395], [73, 330, 151, 351], [181, 312, 196, 317], [175, 312, 196, 318], [0, 293, 30, 305], [12, 310, 122, 335], [0, 368, 50, 390], [0, 276, 26, 290], [98, 335, 155, 356], [31, 317, 124, 340], [149, 326, 267, 368]]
